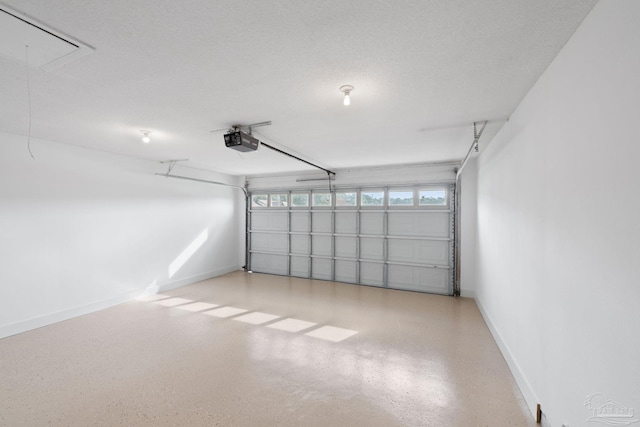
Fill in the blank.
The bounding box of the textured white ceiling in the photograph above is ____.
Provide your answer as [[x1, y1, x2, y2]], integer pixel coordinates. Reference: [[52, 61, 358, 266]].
[[0, 0, 598, 176]]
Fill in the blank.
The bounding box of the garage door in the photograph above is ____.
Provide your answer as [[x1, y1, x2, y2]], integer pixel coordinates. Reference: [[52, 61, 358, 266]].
[[248, 185, 455, 295]]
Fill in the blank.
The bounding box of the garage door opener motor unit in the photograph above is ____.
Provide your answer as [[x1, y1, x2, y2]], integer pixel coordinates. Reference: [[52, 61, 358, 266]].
[[224, 130, 259, 152]]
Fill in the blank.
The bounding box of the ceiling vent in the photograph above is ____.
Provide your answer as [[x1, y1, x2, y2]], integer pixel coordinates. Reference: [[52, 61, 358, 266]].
[[0, 5, 93, 72]]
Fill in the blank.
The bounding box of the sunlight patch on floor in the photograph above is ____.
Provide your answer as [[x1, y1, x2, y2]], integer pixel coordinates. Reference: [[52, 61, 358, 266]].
[[233, 312, 280, 325], [305, 326, 358, 342], [267, 318, 317, 333], [203, 306, 248, 318], [176, 302, 219, 312]]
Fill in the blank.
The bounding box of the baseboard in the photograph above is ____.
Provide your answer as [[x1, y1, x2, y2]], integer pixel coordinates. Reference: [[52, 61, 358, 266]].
[[0, 291, 138, 340], [157, 265, 240, 293], [0, 265, 240, 340], [474, 296, 539, 422]]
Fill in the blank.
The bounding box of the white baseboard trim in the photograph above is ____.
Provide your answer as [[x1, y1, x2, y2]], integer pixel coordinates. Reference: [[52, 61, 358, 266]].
[[0, 265, 240, 340], [157, 265, 239, 293], [0, 291, 138, 340], [474, 296, 539, 422]]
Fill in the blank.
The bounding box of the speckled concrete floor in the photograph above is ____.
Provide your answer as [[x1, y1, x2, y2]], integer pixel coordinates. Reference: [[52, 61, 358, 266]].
[[0, 271, 535, 426]]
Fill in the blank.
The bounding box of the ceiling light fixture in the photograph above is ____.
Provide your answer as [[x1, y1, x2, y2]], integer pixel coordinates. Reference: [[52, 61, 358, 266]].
[[340, 85, 354, 106], [140, 130, 151, 143]]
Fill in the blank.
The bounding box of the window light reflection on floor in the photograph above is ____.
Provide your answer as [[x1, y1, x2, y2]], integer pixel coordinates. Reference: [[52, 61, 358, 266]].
[[176, 302, 219, 312], [267, 318, 317, 333], [203, 306, 248, 318], [304, 326, 358, 342], [140, 297, 359, 343], [233, 312, 280, 325]]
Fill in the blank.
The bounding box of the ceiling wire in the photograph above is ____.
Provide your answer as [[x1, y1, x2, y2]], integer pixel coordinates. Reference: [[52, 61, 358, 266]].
[[25, 45, 35, 160]]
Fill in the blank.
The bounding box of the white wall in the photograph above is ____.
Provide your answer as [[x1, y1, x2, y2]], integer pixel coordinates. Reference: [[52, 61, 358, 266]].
[[0, 131, 244, 338], [473, 1, 640, 426]]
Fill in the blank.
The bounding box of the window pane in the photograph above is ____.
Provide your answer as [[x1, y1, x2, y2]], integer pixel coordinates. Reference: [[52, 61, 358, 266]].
[[251, 194, 268, 207], [312, 193, 331, 207], [291, 193, 309, 207], [389, 191, 414, 206], [335, 192, 356, 206], [419, 189, 447, 206], [361, 191, 384, 206], [270, 194, 288, 207]]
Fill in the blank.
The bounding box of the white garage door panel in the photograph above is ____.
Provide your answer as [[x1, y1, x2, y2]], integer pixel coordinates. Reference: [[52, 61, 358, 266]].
[[249, 184, 454, 295], [290, 212, 310, 232], [335, 236, 357, 258], [252, 211, 288, 231], [360, 237, 384, 260], [251, 233, 288, 253], [387, 239, 449, 265], [290, 256, 309, 277], [251, 234, 269, 251], [312, 235, 332, 256], [312, 212, 332, 233], [290, 235, 309, 254], [360, 212, 384, 234], [312, 258, 332, 280], [251, 253, 288, 275], [388, 212, 450, 238], [335, 260, 357, 283], [335, 212, 357, 234], [360, 262, 383, 286], [388, 265, 449, 293]]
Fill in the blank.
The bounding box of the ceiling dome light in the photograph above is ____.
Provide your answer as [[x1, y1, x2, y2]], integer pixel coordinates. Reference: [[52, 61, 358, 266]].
[[140, 130, 151, 143], [340, 85, 354, 106]]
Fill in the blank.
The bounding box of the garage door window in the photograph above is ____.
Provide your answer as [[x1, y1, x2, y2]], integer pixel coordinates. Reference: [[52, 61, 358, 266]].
[[335, 191, 357, 207], [389, 190, 414, 206], [270, 194, 288, 207], [361, 190, 384, 206], [312, 193, 332, 207], [419, 189, 447, 206], [291, 193, 309, 207], [251, 194, 268, 208]]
